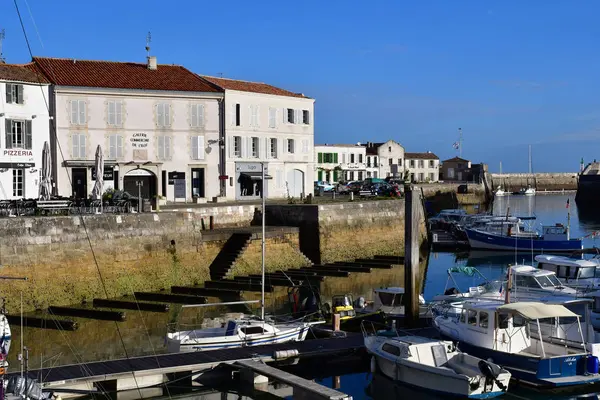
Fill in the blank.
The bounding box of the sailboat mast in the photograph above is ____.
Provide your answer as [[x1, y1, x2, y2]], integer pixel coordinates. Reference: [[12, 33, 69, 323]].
[[528, 145, 532, 174], [261, 162, 266, 321]]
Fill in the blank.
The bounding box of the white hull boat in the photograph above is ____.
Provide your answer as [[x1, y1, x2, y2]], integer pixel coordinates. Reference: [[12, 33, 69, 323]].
[[365, 333, 510, 398], [166, 318, 315, 352]]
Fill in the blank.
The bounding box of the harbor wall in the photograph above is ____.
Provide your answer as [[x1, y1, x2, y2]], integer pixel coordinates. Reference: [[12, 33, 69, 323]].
[[266, 199, 427, 264], [491, 173, 578, 192], [0, 213, 307, 313]]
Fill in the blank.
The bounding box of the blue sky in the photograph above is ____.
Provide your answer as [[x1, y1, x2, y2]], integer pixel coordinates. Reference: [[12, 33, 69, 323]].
[[2, 0, 600, 172]]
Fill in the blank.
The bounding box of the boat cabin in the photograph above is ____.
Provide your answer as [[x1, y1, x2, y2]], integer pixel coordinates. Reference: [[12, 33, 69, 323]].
[[510, 265, 577, 297], [541, 224, 570, 240], [535, 254, 599, 288], [455, 302, 586, 357]]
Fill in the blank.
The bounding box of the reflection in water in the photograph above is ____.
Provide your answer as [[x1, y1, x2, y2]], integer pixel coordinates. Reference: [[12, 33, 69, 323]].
[[367, 372, 444, 400]]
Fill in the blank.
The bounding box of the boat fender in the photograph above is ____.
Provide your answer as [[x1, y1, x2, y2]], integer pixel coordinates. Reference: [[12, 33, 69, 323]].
[[273, 349, 299, 360], [370, 356, 377, 374]]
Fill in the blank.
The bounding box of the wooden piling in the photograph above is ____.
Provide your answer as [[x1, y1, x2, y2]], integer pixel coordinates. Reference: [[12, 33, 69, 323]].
[[209, 215, 214, 230], [404, 184, 421, 327], [332, 314, 341, 332]]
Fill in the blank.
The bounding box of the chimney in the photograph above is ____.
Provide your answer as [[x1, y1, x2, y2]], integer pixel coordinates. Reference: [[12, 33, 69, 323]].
[[147, 56, 157, 70]]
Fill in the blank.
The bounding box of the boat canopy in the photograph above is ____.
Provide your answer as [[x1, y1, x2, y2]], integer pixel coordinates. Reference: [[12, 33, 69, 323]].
[[497, 302, 578, 320]]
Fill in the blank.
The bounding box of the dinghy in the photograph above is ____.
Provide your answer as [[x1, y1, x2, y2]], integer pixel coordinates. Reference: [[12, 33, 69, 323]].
[[364, 331, 510, 398]]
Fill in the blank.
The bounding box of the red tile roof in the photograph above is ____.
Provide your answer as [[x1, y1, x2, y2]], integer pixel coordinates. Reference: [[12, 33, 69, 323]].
[[0, 63, 49, 84], [200, 75, 310, 98], [32, 57, 221, 92], [405, 152, 440, 160]]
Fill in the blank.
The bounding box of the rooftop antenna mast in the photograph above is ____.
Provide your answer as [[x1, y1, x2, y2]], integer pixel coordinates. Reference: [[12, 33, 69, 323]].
[[145, 31, 151, 58], [0, 29, 6, 63]]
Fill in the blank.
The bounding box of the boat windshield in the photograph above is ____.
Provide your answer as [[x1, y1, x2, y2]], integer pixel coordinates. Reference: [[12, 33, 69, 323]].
[[536, 274, 562, 288], [483, 280, 503, 293], [578, 267, 596, 279]]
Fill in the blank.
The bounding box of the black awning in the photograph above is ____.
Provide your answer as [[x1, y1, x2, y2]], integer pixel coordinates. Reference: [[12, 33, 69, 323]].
[[240, 172, 273, 180]]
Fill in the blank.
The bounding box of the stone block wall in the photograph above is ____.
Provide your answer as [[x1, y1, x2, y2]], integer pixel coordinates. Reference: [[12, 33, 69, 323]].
[[266, 199, 427, 264], [491, 173, 578, 191], [0, 212, 305, 313]]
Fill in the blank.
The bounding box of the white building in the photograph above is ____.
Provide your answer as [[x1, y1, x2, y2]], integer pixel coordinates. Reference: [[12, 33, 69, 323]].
[[0, 64, 51, 200], [314, 144, 366, 183], [33, 56, 223, 204], [404, 152, 440, 182], [201, 76, 315, 200], [363, 140, 405, 179]]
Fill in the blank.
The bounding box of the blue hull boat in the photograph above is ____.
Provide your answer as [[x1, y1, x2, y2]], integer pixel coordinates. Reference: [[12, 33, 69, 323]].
[[465, 228, 583, 252]]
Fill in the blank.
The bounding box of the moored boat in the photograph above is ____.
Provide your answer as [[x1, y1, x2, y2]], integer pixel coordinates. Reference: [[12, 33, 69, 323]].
[[364, 328, 510, 398], [434, 301, 600, 388], [166, 317, 316, 352], [466, 223, 582, 252]]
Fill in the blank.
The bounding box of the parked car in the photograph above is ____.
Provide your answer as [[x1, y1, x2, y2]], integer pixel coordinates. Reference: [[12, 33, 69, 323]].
[[336, 182, 351, 194], [347, 181, 364, 194], [314, 181, 335, 194]]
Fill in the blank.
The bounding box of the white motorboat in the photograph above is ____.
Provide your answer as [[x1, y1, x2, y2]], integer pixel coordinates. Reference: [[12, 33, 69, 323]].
[[535, 254, 600, 291], [494, 186, 507, 197], [166, 163, 322, 352], [434, 301, 600, 388], [364, 332, 510, 398], [433, 264, 577, 304], [355, 287, 426, 318], [166, 317, 316, 352], [520, 186, 536, 196]]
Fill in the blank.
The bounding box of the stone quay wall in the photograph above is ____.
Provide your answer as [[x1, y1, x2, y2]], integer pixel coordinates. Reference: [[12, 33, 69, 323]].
[[491, 173, 578, 192], [0, 212, 307, 313], [266, 199, 426, 265]]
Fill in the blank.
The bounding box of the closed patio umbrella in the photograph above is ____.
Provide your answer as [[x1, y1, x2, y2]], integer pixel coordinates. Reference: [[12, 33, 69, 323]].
[[91, 145, 104, 212], [38, 141, 52, 201]]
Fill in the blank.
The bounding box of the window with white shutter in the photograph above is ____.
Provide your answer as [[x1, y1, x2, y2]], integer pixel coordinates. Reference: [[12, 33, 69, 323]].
[[157, 135, 171, 159], [251, 137, 259, 158], [72, 133, 79, 158], [70, 100, 86, 125], [270, 138, 278, 159], [250, 105, 259, 127], [157, 103, 171, 127], [302, 139, 309, 154], [107, 101, 123, 127], [191, 104, 205, 128], [6, 84, 24, 104], [286, 109, 294, 123], [302, 110, 310, 125], [233, 136, 242, 158], [191, 136, 205, 160], [107, 134, 123, 159], [268, 107, 276, 128]]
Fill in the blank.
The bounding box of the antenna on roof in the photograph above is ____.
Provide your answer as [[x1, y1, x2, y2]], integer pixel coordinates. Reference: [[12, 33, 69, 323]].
[[0, 29, 6, 63], [217, 72, 223, 78], [145, 31, 151, 57]]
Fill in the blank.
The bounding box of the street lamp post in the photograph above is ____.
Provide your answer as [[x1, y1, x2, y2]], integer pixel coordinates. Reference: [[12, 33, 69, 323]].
[[136, 180, 144, 213]]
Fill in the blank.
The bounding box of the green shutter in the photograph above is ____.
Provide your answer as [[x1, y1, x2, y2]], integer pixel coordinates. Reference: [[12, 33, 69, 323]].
[[318, 152, 323, 163], [334, 153, 338, 163], [318, 170, 323, 181], [333, 170, 338, 182]]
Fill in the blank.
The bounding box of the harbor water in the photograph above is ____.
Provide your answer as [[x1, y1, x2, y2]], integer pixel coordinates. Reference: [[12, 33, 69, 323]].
[[10, 193, 600, 399]]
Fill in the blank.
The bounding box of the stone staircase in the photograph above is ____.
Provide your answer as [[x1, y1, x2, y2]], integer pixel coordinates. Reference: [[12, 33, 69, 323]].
[[209, 233, 253, 280]]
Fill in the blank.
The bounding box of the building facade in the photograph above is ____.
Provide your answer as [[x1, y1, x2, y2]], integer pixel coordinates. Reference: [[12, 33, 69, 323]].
[[0, 64, 51, 200], [404, 152, 440, 182], [440, 156, 472, 181], [33, 56, 223, 203], [363, 140, 405, 179], [314, 144, 366, 183], [201, 76, 314, 200]]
